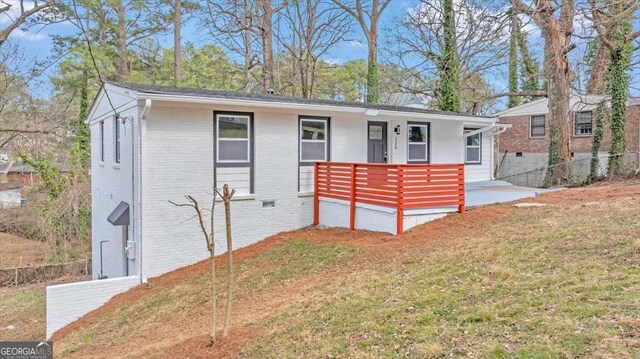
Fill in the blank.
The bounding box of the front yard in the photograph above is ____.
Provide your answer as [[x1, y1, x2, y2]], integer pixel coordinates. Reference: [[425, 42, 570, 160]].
[[6, 180, 640, 358]]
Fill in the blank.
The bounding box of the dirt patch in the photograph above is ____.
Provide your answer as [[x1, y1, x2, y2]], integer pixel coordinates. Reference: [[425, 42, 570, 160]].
[[0, 233, 52, 268], [529, 178, 640, 205], [161, 328, 261, 359]]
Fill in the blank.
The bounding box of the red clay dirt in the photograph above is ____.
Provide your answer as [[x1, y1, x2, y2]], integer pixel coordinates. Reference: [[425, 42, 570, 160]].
[[51, 179, 640, 358]]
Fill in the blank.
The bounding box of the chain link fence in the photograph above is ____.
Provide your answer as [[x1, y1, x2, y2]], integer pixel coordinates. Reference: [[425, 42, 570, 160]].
[[496, 152, 639, 188]]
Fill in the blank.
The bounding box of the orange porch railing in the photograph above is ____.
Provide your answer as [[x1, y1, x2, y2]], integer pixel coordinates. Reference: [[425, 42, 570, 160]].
[[313, 162, 465, 234]]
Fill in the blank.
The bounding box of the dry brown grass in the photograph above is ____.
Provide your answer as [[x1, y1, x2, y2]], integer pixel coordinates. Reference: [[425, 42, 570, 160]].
[[0, 232, 53, 268]]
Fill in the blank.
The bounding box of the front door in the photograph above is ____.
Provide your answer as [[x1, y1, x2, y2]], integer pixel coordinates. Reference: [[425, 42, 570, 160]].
[[367, 121, 387, 163]]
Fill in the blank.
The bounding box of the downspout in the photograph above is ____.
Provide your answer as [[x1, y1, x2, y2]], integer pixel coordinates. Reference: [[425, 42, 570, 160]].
[[138, 99, 151, 283]]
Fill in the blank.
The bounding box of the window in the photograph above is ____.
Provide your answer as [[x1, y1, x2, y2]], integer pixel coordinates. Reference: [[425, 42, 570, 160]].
[[114, 117, 121, 164], [100, 121, 105, 162], [299, 117, 329, 164], [464, 128, 481, 164], [407, 123, 429, 162], [530, 115, 545, 137], [574, 111, 593, 136], [216, 113, 251, 162]]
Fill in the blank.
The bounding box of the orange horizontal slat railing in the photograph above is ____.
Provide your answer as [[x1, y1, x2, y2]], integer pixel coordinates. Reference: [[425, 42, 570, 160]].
[[313, 162, 465, 235]]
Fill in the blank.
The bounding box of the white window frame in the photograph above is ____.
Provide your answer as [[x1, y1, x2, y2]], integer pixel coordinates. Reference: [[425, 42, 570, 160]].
[[529, 114, 546, 138], [114, 117, 121, 164], [216, 114, 251, 163], [99, 120, 105, 163], [464, 128, 482, 165], [407, 123, 429, 162], [299, 118, 328, 163], [574, 111, 593, 137]]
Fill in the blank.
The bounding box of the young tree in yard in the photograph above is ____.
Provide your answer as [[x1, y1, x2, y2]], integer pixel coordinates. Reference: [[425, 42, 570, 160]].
[[169, 190, 219, 343], [215, 184, 236, 338], [511, 0, 577, 185], [331, 0, 392, 103], [588, 0, 640, 177]]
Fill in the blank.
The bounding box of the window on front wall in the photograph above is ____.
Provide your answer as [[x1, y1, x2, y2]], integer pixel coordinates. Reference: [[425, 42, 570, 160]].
[[574, 111, 593, 136], [464, 128, 481, 164], [407, 123, 429, 162], [216, 114, 251, 162], [114, 117, 121, 164], [530, 115, 545, 137], [300, 117, 329, 164]]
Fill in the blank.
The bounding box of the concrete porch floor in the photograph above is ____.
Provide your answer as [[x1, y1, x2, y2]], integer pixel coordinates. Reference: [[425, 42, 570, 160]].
[[465, 180, 556, 207]]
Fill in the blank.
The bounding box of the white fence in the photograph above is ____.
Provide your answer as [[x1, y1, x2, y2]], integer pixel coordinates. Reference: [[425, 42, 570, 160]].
[[46, 276, 140, 338]]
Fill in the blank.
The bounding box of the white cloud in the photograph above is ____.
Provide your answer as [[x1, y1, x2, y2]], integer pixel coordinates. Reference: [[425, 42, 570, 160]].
[[9, 28, 45, 41]]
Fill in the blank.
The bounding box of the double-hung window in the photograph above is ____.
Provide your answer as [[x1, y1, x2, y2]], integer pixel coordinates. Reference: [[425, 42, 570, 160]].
[[216, 113, 251, 163], [530, 115, 545, 137], [299, 117, 329, 164], [114, 117, 121, 164], [407, 123, 429, 162], [464, 128, 481, 164], [100, 121, 105, 162], [574, 111, 593, 136]]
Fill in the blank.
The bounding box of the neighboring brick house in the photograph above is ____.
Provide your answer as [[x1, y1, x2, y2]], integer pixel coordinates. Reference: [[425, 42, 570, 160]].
[[496, 95, 640, 185]]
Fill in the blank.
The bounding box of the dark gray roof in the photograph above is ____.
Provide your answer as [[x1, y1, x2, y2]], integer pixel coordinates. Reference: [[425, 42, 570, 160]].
[[110, 82, 493, 119]]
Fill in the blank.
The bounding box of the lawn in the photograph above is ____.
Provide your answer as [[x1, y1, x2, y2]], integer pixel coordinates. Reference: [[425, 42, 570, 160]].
[[42, 181, 640, 357]]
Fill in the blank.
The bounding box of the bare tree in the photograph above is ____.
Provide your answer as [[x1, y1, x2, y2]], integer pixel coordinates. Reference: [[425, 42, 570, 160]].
[[0, 0, 53, 47], [276, 0, 351, 98], [204, 0, 259, 92], [215, 184, 235, 338], [331, 0, 392, 103], [511, 0, 577, 185], [388, 0, 510, 112], [169, 189, 218, 344]]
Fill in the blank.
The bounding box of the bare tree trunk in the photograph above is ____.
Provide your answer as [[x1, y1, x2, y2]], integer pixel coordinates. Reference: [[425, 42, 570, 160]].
[[209, 189, 217, 343], [115, 0, 128, 82], [174, 0, 182, 86], [243, 0, 252, 92], [216, 184, 235, 338], [586, 37, 610, 95], [512, 0, 575, 185], [258, 0, 275, 92]]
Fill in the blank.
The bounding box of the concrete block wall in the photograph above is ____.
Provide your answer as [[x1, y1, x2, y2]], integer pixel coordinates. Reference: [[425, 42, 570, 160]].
[[46, 276, 140, 338]]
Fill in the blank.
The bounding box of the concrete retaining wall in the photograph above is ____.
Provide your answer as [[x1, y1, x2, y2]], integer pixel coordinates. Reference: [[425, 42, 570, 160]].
[[46, 276, 140, 338]]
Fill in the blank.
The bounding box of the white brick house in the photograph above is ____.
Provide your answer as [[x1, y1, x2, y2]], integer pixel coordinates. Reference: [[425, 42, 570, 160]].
[[46, 82, 506, 338]]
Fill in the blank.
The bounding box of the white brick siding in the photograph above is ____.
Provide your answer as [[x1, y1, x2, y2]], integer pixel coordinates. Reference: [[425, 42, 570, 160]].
[[46, 276, 139, 338], [89, 86, 138, 280]]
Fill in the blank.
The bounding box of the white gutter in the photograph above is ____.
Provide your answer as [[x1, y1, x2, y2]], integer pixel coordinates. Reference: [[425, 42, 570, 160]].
[[137, 98, 151, 283], [464, 123, 511, 137], [137, 93, 495, 124]]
